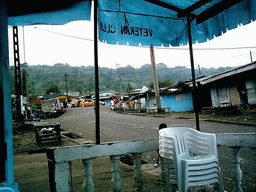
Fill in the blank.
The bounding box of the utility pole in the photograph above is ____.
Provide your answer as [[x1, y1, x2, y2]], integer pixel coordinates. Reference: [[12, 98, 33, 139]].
[[65, 74, 69, 104], [250, 51, 253, 63], [13, 26, 24, 127], [23, 69, 29, 102], [150, 44, 161, 113], [116, 64, 122, 95], [198, 65, 201, 76]]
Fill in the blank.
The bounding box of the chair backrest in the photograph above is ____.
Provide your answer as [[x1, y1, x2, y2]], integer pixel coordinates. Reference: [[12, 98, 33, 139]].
[[159, 127, 217, 160], [186, 128, 217, 157]]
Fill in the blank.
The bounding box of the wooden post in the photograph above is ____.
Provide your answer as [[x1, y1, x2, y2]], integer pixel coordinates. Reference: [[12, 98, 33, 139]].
[[150, 44, 161, 113]]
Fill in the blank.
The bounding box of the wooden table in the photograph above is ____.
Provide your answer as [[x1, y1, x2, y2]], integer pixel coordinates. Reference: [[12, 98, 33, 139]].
[[34, 122, 61, 146]]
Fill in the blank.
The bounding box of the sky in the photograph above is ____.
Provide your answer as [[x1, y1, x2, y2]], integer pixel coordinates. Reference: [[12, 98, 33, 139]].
[[8, 19, 256, 69]]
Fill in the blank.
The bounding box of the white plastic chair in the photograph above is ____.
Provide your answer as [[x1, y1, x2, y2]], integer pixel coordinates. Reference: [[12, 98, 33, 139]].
[[0, 187, 15, 192], [159, 127, 224, 192]]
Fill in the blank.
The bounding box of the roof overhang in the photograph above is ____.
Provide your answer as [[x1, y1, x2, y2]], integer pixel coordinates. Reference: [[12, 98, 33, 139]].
[[192, 62, 256, 85], [144, 0, 244, 24]]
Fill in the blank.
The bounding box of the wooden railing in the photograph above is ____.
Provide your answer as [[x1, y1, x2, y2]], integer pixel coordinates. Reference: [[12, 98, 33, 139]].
[[46, 133, 256, 192]]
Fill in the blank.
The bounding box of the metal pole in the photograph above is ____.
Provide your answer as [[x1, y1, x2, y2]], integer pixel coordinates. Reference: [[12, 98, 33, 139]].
[[13, 26, 24, 127], [94, 0, 100, 144], [187, 16, 200, 131]]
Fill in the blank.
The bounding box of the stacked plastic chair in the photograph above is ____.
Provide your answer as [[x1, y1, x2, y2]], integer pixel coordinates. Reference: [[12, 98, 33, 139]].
[[159, 127, 224, 192]]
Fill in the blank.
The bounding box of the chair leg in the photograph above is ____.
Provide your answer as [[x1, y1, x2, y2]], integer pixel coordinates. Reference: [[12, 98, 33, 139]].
[[191, 186, 197, 192], [217, 167, 225, 192], [218, 178, 225, 192]]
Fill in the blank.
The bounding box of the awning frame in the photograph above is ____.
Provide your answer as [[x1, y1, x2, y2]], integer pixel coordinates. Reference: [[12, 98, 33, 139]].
[[94, 0, 247, 138]]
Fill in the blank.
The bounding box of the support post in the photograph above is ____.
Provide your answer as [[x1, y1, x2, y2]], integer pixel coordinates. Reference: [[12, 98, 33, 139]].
[[150, 44, 161, 113], [0, 1, 19, 190], [132, 153, 143, 191], [94, 0, 100, 144], [110, 155, 122, 192], [82, 159, 94, 192], [13, 26, 24, 128], [187, 16, 200, 131], [231, 147, 242, 192]]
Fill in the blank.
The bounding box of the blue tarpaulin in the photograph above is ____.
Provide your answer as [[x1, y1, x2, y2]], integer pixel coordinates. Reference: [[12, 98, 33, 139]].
[[8, 0, 256, 47], [8, 1, 92, 26], [98, 0, 256, 46]]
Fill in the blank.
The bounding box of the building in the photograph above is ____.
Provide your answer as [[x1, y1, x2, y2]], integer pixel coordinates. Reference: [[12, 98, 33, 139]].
[[128, 85, 194, 112], [195, 62, 256, 109], [48, 94, 78, 107]]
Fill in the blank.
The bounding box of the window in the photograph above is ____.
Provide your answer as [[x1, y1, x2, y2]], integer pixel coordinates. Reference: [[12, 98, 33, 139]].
[[176, 93, 186, 102], [245, 80, 256, 104], [218, 87, 230, 104]]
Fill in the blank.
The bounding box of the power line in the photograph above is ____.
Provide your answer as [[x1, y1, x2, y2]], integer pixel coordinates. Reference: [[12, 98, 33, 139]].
[[33, 27, 94, 42], [33, 26, 256, 51]]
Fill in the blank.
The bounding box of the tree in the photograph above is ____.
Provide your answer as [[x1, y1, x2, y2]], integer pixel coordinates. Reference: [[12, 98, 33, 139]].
[[10, 63, 235, 96], [149, 80, 173, 89], [125, 83, 134, 93], [46, 84, 59, 95]]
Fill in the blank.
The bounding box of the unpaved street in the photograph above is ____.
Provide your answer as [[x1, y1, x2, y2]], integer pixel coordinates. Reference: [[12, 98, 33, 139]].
[[47, 105, 255, 143]]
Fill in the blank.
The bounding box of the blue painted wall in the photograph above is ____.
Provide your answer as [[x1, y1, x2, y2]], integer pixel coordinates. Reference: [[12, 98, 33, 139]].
[[105, 98, 111, 105], [160, 92, 194, 112], [146, 91, 194, 112]]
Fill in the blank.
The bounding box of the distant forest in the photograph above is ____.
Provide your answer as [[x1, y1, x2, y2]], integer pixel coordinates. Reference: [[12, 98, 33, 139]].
[[10, 63, 234, 96]]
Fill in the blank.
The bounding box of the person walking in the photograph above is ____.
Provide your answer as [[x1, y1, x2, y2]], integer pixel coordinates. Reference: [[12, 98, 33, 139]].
[[154, 123, 167, 167]]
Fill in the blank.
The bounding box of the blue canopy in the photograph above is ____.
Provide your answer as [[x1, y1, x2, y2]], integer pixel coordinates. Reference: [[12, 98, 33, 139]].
[[8, 1, 92, 26], [8, 0, 256, 47], [98, 0, 256, 46]]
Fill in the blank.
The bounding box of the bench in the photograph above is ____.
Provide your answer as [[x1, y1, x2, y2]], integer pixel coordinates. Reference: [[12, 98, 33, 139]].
[[123, 108, 141, 113], [146, 106, 170, 113]]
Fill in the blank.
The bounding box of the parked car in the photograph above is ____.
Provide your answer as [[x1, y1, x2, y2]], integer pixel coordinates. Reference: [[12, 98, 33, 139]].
[[80, 99, 94, 107]]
